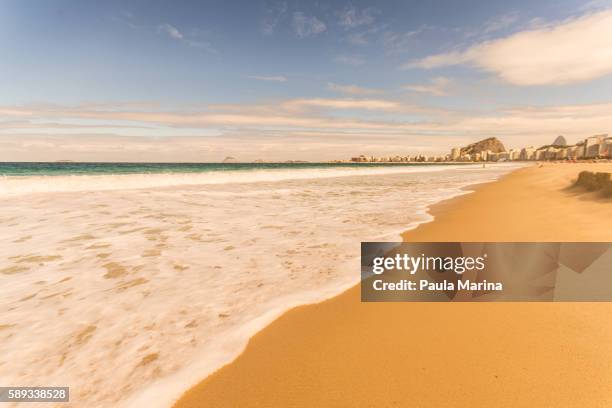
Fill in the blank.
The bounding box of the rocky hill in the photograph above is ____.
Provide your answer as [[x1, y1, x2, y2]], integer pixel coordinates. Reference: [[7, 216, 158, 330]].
[[552, 135, 567, 146], [460, 137, 506, 155]]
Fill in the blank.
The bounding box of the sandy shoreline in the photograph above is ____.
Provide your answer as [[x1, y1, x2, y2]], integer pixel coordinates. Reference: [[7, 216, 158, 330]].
[[174, 163, 612, 408]]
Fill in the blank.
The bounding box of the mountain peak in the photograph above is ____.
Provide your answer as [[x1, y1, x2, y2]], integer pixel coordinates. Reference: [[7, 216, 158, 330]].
[[552, 135, 567, 146], [460, 137, 506, 155]]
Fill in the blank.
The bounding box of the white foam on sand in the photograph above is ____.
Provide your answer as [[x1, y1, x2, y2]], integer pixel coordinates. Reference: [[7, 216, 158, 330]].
[[0, 163, 523, 408]]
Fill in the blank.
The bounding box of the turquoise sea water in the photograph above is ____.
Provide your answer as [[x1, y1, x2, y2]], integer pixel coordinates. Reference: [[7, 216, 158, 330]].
[[0, 162, 464, 176]]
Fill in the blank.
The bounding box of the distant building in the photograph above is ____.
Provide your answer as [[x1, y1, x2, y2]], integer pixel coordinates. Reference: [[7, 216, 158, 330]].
[[585, 134, 607, 158], [543, 147, 559, 160], [574, 143, 585, 158], [450, 147, 461, 161], [509, 149, 520, 161], [497, 152, 510, 161], [566, 146, 579, 159], [603, 138, 612, 157], [520, 147, 536, 161], [556, 148, 568, 160], [350, 155, 369, 162]]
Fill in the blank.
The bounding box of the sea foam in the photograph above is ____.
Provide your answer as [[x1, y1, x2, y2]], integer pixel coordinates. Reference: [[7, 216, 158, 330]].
[[2, 163, 509, 196], [0, 163, 523, 407]]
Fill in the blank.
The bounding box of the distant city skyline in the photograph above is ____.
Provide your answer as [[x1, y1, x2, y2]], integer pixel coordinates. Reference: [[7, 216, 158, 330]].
[[2, 0, 612, 162], [348, 134, 612, 163]]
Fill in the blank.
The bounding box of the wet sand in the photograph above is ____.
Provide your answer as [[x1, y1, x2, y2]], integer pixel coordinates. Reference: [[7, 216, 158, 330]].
[[174, 163, 612, 408]]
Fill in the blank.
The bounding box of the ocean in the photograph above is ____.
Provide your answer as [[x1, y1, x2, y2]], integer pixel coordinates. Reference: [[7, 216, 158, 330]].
[[0, 161, 475, 176], [0, 162, 523, 407]]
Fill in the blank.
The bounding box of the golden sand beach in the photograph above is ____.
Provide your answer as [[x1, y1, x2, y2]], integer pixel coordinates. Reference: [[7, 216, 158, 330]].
[[174, 163, 612, 408]]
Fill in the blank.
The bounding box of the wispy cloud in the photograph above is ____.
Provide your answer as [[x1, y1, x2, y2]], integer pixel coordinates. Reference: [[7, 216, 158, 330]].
[[292, 12, 326, 38], [4, 100, 612, 160], [337, 6, 378, 29], [248, 75, 288, 82], [158, 23, 184, 40], [580, 0, 612, 11], [110, 10, 142, 30], [184, 39, 217, 53], [482, 11, 520, 34], [157, 22, 217, 53], [462, 11, 521, 39], [0, 120, 150, 130], [345, 24, 385, 46], [402, 77, 452, 96], [284, 98, 400, 111], [334, 54, 366, 66], [261, 2, 288, 35], [406, 9, 612, 86], [0, 133, 457, 162], [0, 98, 419, 134], [327, 83, 383, 95], [381, 27, 428, 55]]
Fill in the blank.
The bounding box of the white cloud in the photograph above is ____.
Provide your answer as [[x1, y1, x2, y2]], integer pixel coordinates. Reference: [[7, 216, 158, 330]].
[[338, 6, 378, 29], [285, 98, 399, 111], [402, 77, 452, 96], [248, 75, 288, 82], [158, 23, 183, 40], [292, 12, 326, 38], [327, 83, 383, 95], [406, 9, 612, 86]]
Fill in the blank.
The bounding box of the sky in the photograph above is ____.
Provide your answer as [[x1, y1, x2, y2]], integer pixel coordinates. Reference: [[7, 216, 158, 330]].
[[1, 0, 612, 161]]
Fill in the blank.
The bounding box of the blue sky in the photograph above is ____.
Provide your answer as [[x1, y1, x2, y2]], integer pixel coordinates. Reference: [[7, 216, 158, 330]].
[[1, 0, 612, 161]]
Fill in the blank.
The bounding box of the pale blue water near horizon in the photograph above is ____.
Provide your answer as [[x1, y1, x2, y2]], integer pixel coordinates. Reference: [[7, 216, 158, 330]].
[[0, 162, 472, 176]]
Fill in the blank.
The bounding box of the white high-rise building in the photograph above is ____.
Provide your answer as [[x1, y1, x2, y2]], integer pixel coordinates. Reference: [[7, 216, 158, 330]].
[[509, 149, 520, 161], [584, 134, 607, 158], [520, 147, 536, 160]]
